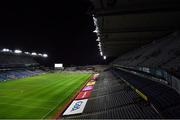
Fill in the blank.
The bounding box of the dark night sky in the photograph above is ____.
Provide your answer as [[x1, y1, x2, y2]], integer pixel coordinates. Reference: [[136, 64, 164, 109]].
[[0, 1, 104, 66]]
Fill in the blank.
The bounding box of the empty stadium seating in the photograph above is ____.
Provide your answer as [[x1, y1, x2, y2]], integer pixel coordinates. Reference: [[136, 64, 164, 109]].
[[112, 68, 180, 118], [64, 71, 161, 119], [111, 32, 180, 78]]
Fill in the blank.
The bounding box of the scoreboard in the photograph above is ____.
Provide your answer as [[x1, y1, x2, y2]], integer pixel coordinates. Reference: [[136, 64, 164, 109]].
[[54, 63, 64, 70]]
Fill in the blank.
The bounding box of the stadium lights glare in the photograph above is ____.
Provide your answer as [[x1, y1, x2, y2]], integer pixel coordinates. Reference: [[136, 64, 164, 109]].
[[24, 52, 30, 55], [93, 29, 99, 33], [93, 15, 104, 58], [93, 15, 100, 35], [93, 15, 97, 26], [98, 42, 101, 47], [1, 48, 48, 58], [100, 51, 103, 56], [2, 48, 10, 52], [96, 37, 100, 42], [14, 49, 22, 54], [42, 54, 48, 58], [31, 52, 37, 56], [38, 53, 43, 56]]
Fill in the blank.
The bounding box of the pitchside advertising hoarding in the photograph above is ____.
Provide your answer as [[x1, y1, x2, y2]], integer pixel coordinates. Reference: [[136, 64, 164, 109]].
[[86, 81, 96, 86], [63, 74, 99, 116], [75, 91, 91, 100], [82, 85, 94, 91], [63, 99, 88, 116]]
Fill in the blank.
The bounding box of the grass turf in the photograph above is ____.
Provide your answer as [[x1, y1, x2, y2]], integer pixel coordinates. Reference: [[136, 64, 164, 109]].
[[0, 72, 91, 119]]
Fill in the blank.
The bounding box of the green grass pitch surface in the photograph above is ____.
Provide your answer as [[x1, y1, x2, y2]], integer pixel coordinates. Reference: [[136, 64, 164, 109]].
[[0, 72, 91, 119]]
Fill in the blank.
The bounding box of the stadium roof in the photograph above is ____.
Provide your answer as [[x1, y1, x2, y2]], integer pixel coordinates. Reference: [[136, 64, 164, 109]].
[[90, 0, 180, 57]]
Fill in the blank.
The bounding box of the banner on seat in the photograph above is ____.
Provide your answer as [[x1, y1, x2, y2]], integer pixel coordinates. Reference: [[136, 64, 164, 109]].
[[86, 81, 96, 86], [63, 99, 88, 116], [82, 85, 94, 91], [75, 91, 91, 100]]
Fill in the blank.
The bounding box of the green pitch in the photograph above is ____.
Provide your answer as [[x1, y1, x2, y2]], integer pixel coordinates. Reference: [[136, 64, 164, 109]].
[[0, 72, 91, 119]]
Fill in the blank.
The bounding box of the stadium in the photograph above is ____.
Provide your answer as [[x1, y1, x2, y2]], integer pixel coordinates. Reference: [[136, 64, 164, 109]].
[[0, 0, 180, 119]]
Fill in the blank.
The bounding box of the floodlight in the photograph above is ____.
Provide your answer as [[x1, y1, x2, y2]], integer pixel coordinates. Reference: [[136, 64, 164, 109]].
[[100, 51, 103, 56], [38, 53, 43, 56], [96, 37, 100, 41], [2, 48, 10, 52], [42, 54, 48, 58], [14, 49, 22, 54], [24, 52, 30, 55], [98, 42, 101, 47], [93, 29, 99, 33], [92, 15, 100, 35], [103, 56, 107, 60], [31, 52, 37, 56], [93, 16, 98, 26]]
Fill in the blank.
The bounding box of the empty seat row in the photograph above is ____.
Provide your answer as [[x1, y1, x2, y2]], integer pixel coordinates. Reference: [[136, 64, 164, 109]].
[[66, 104, 161, 119], [113, 68, 180, 118]]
